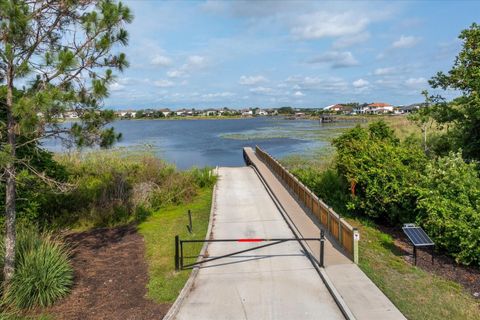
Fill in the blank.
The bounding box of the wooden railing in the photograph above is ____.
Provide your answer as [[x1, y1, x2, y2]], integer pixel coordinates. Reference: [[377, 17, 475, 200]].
[[255, 146, 359, 263]]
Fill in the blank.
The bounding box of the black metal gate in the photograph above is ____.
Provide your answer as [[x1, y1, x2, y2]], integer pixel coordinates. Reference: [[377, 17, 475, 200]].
[[175, 231, 326, 271]]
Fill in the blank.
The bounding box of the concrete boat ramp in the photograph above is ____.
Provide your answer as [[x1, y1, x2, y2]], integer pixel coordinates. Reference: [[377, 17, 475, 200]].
[[166, 148, 406, 320]]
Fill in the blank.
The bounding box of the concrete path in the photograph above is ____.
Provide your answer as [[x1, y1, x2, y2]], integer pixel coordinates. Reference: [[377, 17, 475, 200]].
[[174, 167, 344, 320], [244, 147, 406, 320]]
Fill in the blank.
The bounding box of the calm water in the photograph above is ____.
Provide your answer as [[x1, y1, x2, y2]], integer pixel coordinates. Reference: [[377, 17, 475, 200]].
[[44, 117, 351, 169]]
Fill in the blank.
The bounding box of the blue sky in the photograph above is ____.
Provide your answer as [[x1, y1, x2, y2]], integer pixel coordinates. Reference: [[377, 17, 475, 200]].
[[105, 0, 479, 110]]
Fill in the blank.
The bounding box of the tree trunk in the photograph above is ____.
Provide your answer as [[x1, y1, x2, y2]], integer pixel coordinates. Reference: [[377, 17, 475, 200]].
[[423, 125, 428, 154], [3, 66, 16, 284]]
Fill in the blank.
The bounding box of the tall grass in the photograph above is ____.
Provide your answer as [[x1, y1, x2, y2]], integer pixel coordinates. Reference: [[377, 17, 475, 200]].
[[0, 226, 73, 310], [44, 149, 216, 229]]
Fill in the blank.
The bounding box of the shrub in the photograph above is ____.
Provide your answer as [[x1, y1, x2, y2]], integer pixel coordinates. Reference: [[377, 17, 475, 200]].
[[416, 152, 480, 265], [0, 146, 68, 228], [1, 227, 73, 309], [291, 167, 349, 214], [42, 149, 216, 228], [188, 167, 217, 188], [332, 121, 427, 224], [1, 149, 216, 230]]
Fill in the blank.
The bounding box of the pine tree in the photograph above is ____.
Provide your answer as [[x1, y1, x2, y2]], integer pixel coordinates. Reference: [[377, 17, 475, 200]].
[[0, 0, 132, 283]]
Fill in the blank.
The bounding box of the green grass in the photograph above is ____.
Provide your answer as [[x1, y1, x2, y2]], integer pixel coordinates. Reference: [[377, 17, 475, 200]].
[[138, 187, 213, 303], [346, 216, 480, 320]]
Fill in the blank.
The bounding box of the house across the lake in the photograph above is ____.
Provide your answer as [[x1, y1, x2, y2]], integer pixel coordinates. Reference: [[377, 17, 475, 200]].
[[324, 104, 354, 114], [64, 111, 79, 119], [116, 110, 137, 118], [202, 109, 218, 116], [354, 102, 393, 114]]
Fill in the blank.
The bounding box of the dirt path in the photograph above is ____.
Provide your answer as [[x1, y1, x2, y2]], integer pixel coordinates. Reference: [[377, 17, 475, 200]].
[[42, 225, 170, 320]]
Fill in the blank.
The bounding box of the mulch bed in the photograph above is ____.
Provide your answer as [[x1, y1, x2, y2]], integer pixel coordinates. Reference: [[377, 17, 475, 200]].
[[379, 225, 480, 299], [38, 225, 171, 320]]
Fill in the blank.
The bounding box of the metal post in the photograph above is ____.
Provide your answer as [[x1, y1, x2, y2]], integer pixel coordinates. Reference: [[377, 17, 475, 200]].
[[175, 235, 180, 271], [320, 230, 325, 268], [414, 246, 417, 266], [180, 240, 184, 269], [187, 210, 193, 233], [431, 246, 434, 265]]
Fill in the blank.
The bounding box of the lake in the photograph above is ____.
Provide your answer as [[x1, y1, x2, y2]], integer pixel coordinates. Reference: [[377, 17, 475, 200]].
[[44, 117, 354, 169]]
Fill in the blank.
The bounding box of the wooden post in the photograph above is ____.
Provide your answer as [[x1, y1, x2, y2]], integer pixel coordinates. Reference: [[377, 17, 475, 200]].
[[338, 221, 343, 247], [327, 208, 331, 234]]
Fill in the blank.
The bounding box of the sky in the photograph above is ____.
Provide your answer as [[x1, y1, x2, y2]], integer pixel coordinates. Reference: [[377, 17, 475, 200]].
[[104, 0, 480, 110]]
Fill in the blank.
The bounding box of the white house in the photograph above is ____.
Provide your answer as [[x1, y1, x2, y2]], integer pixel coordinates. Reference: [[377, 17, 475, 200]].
[[176, 109, 187, 116], [64, 111, 79, 119], [118, 110, 136, 118], [242, 109, 253, 116], [203, 109, 218, 116], [159, 108, 171, 117], [354, 102, 393, 114]]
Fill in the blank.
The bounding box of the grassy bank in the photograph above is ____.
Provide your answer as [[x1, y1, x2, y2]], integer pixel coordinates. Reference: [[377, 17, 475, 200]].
[[348, 217, 479, 320], [138, 187, 213, 303]]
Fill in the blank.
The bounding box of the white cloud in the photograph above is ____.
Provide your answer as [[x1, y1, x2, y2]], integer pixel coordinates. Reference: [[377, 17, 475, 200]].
[[167, 69, 186, 78], [392, 35, 421, 48], [109, 82, 125, 92], [307, 51, 359, 68], [375, 77, 401, 89], [292, 11, 370, 40], [352, 78, 369, 88], [293, 91, 304, 97], [373, 67, 397, 76], [405, 77, 427, 88], [250, 86, 276, 95], [109, 77, 135, 92], [186, 55, 207, 67], [167, 55, 208, 78], [201, 92, 235, 99], [239, 75, 268, 85], [286, 76, 349, 92], [151, 54, 172, 67], [154, 79, 175, 88], [333, 32, 371, 49]]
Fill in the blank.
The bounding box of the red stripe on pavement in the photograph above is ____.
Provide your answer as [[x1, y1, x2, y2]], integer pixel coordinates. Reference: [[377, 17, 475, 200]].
[[237, 238, 264, 242]]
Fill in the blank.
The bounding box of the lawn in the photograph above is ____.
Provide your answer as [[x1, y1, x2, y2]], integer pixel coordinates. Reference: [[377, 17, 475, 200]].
[[138, 187, 213, 303], [346, 216, 480, 320]]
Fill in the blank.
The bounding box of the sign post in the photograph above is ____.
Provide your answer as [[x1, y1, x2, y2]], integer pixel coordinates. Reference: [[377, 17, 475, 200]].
[[353, 228, 360, 264]]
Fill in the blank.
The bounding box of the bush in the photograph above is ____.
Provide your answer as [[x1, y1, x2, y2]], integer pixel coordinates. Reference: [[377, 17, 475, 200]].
[[416, 153, 480, 265], [0, 146, 68, 228], [41, 150, 216, 228], [1, 148, 216, 230], [332, 121, 427, 224], [188, 167, 217, 188], [291, 167, 349, 214], [1, 226, 73, 309]]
